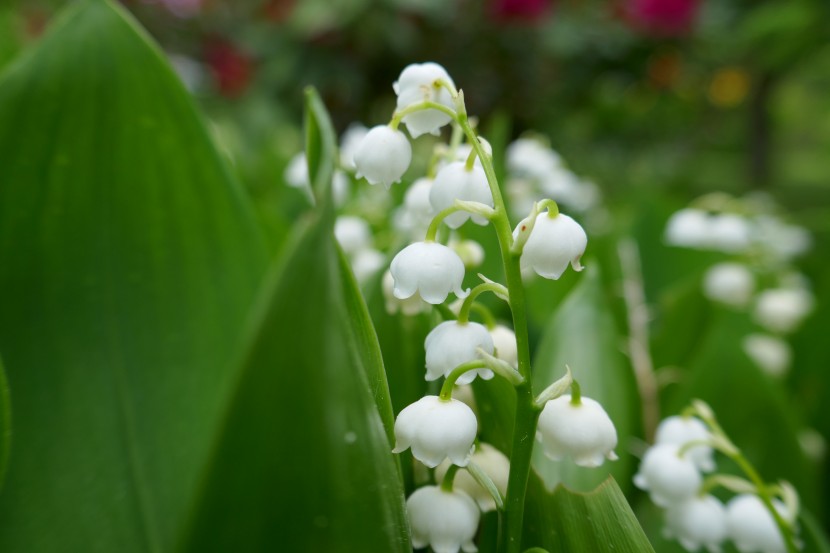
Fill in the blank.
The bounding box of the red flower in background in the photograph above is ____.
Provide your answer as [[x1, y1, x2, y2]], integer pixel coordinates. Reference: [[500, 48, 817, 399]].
[[625, 0, 701, 36], [490, 0, 551, 24], [204, 38, 253, 98]]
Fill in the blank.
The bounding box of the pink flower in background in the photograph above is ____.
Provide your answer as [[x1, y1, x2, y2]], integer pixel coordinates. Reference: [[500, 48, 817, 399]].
[[490, 0, 551, 23], [204, 39, 253, 98], [626, 0, 701, 36]]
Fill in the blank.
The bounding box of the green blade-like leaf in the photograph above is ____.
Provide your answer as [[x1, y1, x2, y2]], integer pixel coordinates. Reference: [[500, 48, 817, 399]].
[[0, 356, 9, 490], [523, 475, 655, 553], [178, 209, 410, 551], [0, 1, 269, 550], [531, 265, 639, 492], [304, 86, 338, 204]]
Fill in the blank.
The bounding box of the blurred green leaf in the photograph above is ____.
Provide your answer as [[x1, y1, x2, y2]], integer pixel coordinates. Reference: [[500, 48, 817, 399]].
[[523, 475, 655, 552], [0, 356, 9, 489], [304, 86, 337, 204], [0, 0, 270, 550], [531, 266, 640, 492], [800, 508, 830, 553], [178, 204, 410, 551]]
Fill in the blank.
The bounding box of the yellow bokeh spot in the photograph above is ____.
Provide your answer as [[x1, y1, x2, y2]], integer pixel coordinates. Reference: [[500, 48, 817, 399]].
[[708, 68, 750, 108]]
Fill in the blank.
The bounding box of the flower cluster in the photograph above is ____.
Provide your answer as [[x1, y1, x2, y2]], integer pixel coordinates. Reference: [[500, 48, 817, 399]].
[[305, 61, 619, 553], [664, 193, 814, 377], [636, 403, 800, 553]]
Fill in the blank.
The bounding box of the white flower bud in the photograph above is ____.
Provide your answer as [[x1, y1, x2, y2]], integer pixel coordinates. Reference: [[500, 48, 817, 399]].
[[655, 416, 715, 473], [709, 213, 752, 253], [449, 239, 485, 268], [425, 321, 495, 384], [665, 208, 711, 248], [634, 444, 702, 507], [435, 443, 510, 512], [726, 494, 788, 553], [339, 123, 369, 170], [283, 152, 309, 189], [394, 177, 435, 238], [390, 241, 470, 304], [536, 395, 618, 467], [354, 125, 411, 188], [742, 334, 792, 377], [753, 287, 813, 334], [489, 324, 518, 368], [429, 162, 494, 229], [518, 213, 587, 280], [393, 395, 477, 468], [755, 215, 811, 261], [664, 495, 728, 553], [506, 137, 561, 179], [382, 270, 427, 316], [393, 62, 456, 138], [334, 216, 372, 256], [406, 485, 480, 553], [703, 262, 755, 308], [351, 248, 385, 286]]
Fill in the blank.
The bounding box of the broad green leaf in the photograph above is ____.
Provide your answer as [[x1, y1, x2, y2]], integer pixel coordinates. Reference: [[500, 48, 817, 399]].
[[523, 475, 655, 552], [531, 265, 639, 492], [178, 208, 409, 551], [0, 1, 269, 550], [0, 356, 9, 489], [304, 86, 337, 204], [800, 508, 830, 553]]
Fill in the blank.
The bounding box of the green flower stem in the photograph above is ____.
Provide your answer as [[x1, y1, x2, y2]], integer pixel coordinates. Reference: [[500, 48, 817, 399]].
[[426, 205, 467, 241], [569, 378, 582, 405], [390, 100, 457, 130], [456, 106, 538, 553], [441, 464, 461, 492], [537, 199, 559, 217], [458, 282, 510, 323], [439, 360, 490, 401], [469, 302, 497, 329]]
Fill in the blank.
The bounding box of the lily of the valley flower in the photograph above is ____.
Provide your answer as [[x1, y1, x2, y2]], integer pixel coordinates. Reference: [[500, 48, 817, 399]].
[[354, 125, 411, 188], [634, 444, 702, 507], [435, 443, 510, 512], [519, 212, 587, 280], [394, 62, 456, 138], [390, 241, 469, 304], [334, 215, 372, 256], [726, 494, 789, 553], [489, 324, 518, 368], [654, 416, 715, 472], [753, 287, 813, 334], [536, 395, 618, 467], [742, 333, 792, 377], [429, 161, 494, 229], [406, 485, 480, 553], [382, 270, 427, 316], [393, 395, 477, 468], [425, 321, 495, 384], [703, 262, 755, 308], [664, 495, 728, 553]]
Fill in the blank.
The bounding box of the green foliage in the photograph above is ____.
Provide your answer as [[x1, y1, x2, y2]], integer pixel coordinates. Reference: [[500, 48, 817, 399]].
[[523, 475, 655, 553], [177, 189, 409, 552], [531, 265, 640, 492], [0, 357, 9, 489], [0, 0, 270, 550]]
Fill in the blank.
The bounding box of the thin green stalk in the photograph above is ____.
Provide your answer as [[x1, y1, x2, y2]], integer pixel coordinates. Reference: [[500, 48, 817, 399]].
[[456, 114, 538, 553]]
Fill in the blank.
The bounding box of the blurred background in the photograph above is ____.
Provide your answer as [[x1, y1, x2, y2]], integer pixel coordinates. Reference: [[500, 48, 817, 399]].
[[1, 0, 828, 547]]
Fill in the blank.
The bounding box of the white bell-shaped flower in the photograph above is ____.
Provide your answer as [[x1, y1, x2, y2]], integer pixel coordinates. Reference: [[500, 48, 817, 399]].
[[394, 177, 435, 238], [393, 395, 477, 468], [742, 333, 792, 377], [703, 262, 755, 308], [382, 270, 427, 316], [709, 213, 752, 253], [353, 125, 411, 189], [390, 241, 469, 304], [506, 137, 561, 179], [350, 248, 385, 286], [726, 494, 788, 553], [339, 122, 369, 170], [283, 152, 309, 189], [429, 162, 494, 229], [654, 416, 715, 473], [406, 485, 480, 553], [425, 321, 495, 384], [435, 443, 510, 513], [634, 444, 702, 507], [489, 324, 518, 368], [394, 62, 456, 138], [334, 216, 372, 256], [536, 395, 618, 467], [664, 495, 728, 553], [449, 239, 485, 268], [665, 208, 711, 248], [519, 213, 587, 280], [753, 287, 813, 334]]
